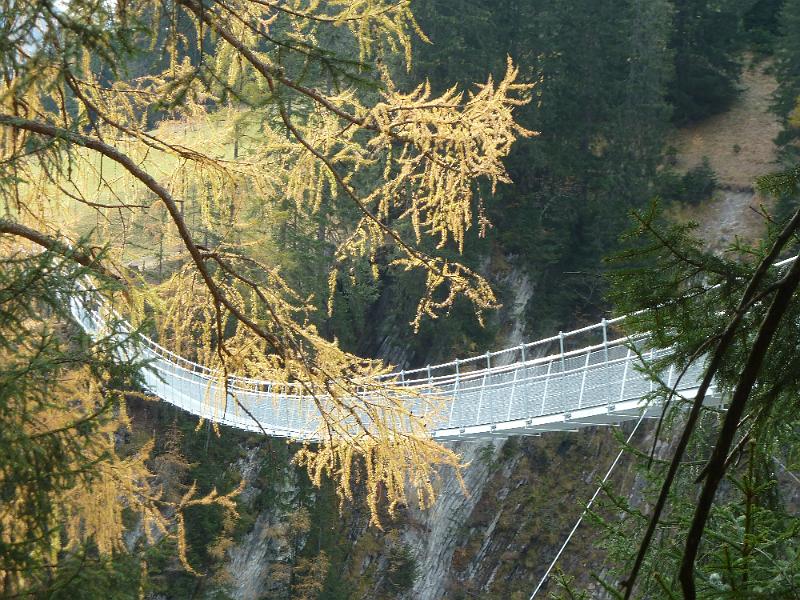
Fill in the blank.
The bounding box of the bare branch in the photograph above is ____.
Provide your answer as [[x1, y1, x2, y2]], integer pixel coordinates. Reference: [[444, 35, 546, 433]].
[[0, 218, 118, 280]]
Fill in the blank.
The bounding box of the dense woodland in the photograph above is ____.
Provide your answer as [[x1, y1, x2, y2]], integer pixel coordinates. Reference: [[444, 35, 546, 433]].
[[1, 0, 800, 598]]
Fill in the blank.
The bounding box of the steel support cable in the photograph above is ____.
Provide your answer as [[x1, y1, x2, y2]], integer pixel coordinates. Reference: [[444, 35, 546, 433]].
[[529, 412, 647, 599], [773, 456, 800, 486]]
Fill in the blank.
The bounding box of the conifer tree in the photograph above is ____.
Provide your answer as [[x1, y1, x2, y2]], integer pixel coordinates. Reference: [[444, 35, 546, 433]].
[[0, 244, 242, 595], [775, 0, 800, 155], [567, 164, 800, 597], [501, 0, 672, 330], [0, 1, 534, 574], [408, 0, 675, 336], [668, 0, 744, 124]]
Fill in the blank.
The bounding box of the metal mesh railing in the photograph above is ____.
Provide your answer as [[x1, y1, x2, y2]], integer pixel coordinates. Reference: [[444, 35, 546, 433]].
[[69, 284, 709, 441]]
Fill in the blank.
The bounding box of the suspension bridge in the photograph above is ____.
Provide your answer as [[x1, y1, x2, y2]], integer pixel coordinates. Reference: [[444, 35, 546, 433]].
[[70, 290, 714, 442], [65, 260, 794, 600]]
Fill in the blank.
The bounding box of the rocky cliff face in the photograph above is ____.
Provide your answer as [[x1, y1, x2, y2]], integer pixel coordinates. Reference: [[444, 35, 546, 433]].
[[401, 441, 503, 600], [397, 425, 656, 599], [226, 448, 300, 600]]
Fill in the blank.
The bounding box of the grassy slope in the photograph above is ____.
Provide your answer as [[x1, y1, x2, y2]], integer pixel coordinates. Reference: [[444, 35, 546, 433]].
[[668, 58, 782, 250], [668, 57, 780, 188]]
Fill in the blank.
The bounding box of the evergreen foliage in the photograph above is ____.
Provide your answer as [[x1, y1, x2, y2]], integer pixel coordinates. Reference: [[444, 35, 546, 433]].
[[657, 158, 719, 205], [742, 0, 785, 53], [774, 0, 800, 156], [413, 0, 673, 333], [0, 247, 145, 593], [557, 192, 800, 597], [668, 0, 744, 124]]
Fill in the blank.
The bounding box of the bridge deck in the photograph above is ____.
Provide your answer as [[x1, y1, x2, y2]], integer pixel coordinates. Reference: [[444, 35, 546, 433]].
[[70, 292, 711, 441]]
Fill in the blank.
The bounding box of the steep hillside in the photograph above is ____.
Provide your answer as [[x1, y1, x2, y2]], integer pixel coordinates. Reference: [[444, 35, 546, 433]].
[[668, 59, 780, 189], [669, 59, 782, 250]]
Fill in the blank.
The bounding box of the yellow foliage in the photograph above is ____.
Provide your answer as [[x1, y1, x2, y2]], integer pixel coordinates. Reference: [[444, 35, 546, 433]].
[[0, 0, 533, 529], [0, 318, 239, 590], [292, 552, 330, 600], [790, 96, 800, 128]]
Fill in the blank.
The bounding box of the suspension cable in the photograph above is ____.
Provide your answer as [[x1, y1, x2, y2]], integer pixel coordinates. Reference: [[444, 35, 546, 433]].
[[529, 412, 647, 599]]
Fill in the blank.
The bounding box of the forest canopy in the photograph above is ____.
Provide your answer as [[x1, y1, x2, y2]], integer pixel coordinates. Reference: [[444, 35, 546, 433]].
[[3, 0, 800, 598]]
